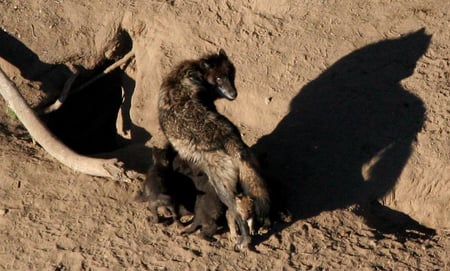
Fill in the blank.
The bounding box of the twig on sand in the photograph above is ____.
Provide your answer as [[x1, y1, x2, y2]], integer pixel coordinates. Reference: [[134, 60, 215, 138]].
[[0, 67, 133, 182]]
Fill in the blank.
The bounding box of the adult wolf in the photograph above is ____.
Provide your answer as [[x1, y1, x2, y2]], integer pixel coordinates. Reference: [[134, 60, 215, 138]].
[[158, 49, 270, 250]]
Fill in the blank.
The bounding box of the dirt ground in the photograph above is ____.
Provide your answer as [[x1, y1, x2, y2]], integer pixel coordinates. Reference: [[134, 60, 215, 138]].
[[0, 0, 449, 270]]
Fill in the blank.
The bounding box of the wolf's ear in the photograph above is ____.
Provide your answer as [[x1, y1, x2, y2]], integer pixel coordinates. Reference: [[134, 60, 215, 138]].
[[200, 59, 210, 70], [218, 48, 228, 58]]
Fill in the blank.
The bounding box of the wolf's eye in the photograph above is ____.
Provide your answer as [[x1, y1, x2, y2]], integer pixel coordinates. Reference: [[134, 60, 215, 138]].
[[216, 76, 222, 82]]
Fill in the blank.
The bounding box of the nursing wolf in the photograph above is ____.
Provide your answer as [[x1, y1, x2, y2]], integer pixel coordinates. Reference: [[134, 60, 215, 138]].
[[158, 49, 270, 250]]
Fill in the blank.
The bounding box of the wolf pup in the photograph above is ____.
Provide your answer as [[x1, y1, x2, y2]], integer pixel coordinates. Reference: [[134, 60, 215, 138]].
[[172, 154, 225, 241], [138, 146, 196, 224], [175, 151, 253, 243], [235, 194, 255, 235], [181, 167, 226, 241], [158, 49, 270, 250]]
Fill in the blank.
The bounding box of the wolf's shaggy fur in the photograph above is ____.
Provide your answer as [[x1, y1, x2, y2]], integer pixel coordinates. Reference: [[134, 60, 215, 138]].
[[158, 49, 270, 249]]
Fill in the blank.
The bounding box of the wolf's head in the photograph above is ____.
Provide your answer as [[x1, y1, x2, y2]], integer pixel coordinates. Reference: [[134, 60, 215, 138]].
[[200, 49, 237, 100], [152, 145, 177, 168]]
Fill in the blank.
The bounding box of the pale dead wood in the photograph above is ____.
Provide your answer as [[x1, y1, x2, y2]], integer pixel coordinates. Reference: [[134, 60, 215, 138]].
[[73, 50, 135, 94], [41, 64, 79, 114], [42, 50, 135, 114], [0, 67, 132, 181]]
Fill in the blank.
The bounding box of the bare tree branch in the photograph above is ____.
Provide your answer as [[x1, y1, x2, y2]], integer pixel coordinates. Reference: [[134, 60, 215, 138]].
[[41, 50, 134, 114], [73, 50, 135, 94], [41, 65, 79, 114], [0, 67, 132, 182]]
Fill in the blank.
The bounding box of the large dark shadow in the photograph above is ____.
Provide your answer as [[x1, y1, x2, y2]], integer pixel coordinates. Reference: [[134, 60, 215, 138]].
[[0, 28, 152, 173], [0, 29, 71, 93], [254, 29, 434, 237], [45, 66, 124, 155]]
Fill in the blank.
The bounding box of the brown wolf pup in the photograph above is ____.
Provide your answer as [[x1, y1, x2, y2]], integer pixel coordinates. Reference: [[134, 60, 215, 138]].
[[158, 49, 270, 250], [235, 194, 255, 235]]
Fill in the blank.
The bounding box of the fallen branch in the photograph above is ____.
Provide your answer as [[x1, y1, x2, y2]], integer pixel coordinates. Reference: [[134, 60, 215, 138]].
[[73, 50, 135, 94], [0, 67, 132, 182], [41, 65, 79, 114], [42, 50, 135, 114]]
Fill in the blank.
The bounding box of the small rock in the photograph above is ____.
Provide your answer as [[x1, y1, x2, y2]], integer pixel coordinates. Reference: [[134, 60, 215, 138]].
[[56, 238, 76, 251], [0, 209, 9, 215]]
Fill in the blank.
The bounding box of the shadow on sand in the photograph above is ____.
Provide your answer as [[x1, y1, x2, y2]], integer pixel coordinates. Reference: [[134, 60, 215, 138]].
[[253, 28, 435, 239]]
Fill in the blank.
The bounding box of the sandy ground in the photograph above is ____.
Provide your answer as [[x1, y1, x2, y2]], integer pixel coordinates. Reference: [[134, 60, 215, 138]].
[[0, 1, 449, 270]]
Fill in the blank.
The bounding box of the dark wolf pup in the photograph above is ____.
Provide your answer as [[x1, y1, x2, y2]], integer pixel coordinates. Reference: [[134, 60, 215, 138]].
[[176, 160, 225, 242], [158, 49, 270, 250], [174, 148, 256, 242], [137, 146, 196, 224]]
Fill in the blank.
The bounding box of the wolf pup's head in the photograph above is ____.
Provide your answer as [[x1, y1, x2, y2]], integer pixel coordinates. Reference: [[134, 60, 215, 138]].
[[152, 145, 177, 168], [201, 49, 237, 100]]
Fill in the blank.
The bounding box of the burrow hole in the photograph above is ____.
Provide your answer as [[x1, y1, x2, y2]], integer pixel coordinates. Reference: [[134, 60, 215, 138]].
[[45, 30, 142, 156]]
